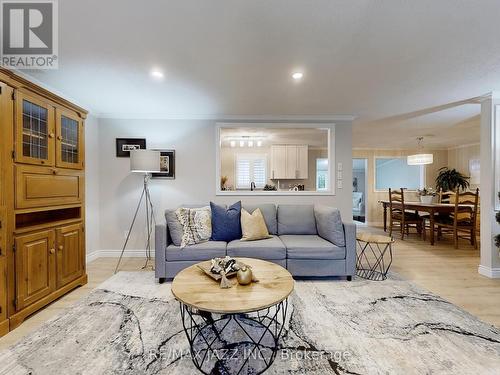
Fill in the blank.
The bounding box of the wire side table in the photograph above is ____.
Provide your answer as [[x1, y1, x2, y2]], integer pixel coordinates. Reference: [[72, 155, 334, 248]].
[[356, 233, 394, 281]]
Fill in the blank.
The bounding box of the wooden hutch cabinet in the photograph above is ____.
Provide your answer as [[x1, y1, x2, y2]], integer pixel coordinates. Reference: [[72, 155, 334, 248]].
[[0, 68, 87, 335]]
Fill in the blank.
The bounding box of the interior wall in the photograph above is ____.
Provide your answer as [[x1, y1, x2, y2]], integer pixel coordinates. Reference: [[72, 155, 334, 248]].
[[447, 144, 480, 188], [352, 149, 448, 226], [84, 114, 100, 258], [96, 118, 353, 252]]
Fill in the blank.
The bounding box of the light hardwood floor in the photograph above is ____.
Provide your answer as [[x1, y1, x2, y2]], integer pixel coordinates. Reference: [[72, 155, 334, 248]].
[[360, 226, 500, 328], [0, 229, 499, 351]]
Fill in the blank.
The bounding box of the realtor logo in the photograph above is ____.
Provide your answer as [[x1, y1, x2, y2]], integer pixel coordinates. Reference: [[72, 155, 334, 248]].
[[1, 0, 58, 69]]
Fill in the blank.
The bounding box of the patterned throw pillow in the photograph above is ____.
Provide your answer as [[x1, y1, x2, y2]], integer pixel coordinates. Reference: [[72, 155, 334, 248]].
[[175, 206, 212, 248]]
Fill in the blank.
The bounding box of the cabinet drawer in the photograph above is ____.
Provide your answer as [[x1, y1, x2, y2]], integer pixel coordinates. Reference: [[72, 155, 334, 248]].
[[15, 165, 83, 209]]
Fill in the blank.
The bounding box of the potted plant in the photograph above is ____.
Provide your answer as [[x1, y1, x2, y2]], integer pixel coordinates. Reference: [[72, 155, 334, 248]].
[[417, 187, 436, 204], [435, 167, 470, 192], [220, 176, 228, 191]]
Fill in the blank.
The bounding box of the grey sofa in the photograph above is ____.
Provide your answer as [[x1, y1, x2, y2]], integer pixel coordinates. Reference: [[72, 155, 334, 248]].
[[155, 204, 356, 282]]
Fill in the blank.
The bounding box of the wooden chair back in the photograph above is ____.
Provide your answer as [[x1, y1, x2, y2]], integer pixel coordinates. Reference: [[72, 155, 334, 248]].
[[439, 189, 456, 204], [452, 188, 479, 225], [389, 188, 405, 215]]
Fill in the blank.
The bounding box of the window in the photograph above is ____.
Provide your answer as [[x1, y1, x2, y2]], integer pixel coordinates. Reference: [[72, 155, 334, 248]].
[[316, 158, 328, 191], [375, 157, 424, 191], [235, 154, 267, 189]]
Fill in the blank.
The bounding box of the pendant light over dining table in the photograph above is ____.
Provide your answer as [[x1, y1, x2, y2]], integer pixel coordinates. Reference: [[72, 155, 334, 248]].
[[407, 137, 433, 165]]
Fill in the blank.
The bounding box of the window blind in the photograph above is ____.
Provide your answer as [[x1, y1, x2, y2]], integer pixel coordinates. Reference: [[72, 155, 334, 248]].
[[236, 155, 267, 189]]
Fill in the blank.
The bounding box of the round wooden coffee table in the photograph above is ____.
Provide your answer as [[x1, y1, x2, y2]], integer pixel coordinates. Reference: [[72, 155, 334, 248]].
[[172, 258, 294, 374]]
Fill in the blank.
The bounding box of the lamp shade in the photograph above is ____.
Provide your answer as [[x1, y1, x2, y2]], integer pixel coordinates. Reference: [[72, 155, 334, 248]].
[[407, 153, 433, 165], [130, 150, 160, 173]]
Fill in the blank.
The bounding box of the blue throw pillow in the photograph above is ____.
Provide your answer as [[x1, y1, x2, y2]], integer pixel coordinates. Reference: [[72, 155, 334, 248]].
[[210, 201, 242, 241]]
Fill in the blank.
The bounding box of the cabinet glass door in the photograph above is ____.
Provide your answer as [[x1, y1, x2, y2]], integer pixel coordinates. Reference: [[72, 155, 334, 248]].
[[15, 92, 55, 166], [56, 108, 84, 169]]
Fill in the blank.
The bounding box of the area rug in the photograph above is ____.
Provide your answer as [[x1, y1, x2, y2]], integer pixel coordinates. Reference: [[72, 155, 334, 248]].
[[0, 272, 499, 375]]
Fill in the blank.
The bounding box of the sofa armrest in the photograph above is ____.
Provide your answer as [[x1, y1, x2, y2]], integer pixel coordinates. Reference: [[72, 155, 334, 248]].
[[155, 223, 168, 279], [343, 222, 357, 276]]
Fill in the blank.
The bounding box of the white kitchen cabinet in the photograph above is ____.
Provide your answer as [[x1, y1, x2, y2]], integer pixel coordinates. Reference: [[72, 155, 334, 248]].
[[271, 145, 308, 179], [296, 145, 309, 179], [285, 145, 298, 178], [271, 145, 287, 179]]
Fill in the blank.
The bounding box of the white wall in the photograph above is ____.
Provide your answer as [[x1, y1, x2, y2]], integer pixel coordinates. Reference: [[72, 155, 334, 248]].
[[94, 118, 353, 252], [447, 144, 481, 188], [84, 114, 100, 259]]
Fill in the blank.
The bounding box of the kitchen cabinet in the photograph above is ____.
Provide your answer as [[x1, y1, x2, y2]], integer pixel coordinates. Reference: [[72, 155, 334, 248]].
[[271, 144, 308, 179]]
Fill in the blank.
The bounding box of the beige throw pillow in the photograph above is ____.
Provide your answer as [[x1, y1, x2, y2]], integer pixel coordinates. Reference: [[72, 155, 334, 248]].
[[240, 208, 272, 241]]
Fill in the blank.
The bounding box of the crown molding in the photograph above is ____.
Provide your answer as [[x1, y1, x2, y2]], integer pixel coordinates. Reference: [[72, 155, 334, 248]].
[[97, 113, 356, 122], [446, 142, 480, 150]]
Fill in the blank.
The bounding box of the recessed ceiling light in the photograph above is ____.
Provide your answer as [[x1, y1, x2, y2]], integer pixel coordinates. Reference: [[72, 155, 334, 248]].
[[292, 72, 303, 80], [150, 69, 164, 79]]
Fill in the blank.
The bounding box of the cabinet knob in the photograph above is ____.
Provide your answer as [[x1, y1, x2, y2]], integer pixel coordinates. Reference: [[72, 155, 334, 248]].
[[58, 245, 63, 251], [52, 169, 58, 175], [57, 135, 62, 140], [49, 133, 55, 138], [49, 248, 55, 254]]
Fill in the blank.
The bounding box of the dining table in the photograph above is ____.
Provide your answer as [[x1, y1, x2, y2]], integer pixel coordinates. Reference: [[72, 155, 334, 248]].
[[379, 200, 469, 246]]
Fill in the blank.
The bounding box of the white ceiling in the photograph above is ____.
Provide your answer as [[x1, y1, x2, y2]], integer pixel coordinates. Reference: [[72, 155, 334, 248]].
[[24, 0, 498, 147]]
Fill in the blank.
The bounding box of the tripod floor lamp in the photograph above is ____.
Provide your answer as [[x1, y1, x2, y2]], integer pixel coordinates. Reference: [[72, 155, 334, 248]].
[[115, 149, 160, 273]]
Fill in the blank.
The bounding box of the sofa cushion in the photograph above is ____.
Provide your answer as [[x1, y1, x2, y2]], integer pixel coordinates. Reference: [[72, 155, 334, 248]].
[[242, 204, 277, 235], [227, 235, 286, 260], [280, 234, 345, 260], [314, 206, 346, 247], [165, 209, 183, 246], [166, 241, 227, 262], [277, 204, 317, 235], [211, 201, 242, 241]]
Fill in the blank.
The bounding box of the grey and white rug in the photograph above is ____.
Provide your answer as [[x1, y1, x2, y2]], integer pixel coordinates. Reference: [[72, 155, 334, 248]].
[[0, 272, 499, 375]]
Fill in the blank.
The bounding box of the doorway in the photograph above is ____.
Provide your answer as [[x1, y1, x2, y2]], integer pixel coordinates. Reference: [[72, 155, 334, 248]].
[[352, 158, 367, 224]]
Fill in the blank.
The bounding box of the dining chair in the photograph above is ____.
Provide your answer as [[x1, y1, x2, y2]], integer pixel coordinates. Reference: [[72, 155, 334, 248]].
[[388, 188, 423, 239], [433, 189, 457, 238], [435, 188, 479, 249], [439, 189, 456, 204]]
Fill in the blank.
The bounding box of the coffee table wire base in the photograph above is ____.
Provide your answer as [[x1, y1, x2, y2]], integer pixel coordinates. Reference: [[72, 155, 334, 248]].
[[180, 300, 288, 375]]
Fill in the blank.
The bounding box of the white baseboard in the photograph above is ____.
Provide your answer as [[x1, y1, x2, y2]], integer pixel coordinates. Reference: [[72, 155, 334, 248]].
[[366, 221, 384, 228], [86, 251, 100, 263], [86, 249, 154, 264], [478, 265, 500, 278]]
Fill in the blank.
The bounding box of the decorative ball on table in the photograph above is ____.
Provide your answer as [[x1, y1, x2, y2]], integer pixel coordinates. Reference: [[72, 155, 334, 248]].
[[237, 265, 253, 285]]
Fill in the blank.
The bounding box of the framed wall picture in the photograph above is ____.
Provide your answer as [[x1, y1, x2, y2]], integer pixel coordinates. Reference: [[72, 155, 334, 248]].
[[151, 149, 175, 179], [116, 138, 146, 157]]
